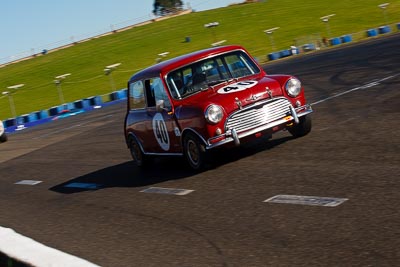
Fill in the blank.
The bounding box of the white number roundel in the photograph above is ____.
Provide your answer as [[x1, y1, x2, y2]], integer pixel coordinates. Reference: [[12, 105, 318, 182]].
[[152, 113, 170, 151], [217, 80, 258, 94]]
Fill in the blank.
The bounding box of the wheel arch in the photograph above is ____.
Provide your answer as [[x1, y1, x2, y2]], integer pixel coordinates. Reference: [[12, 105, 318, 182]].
[[180, 128, 207, 147], [126, 132, 145, 153]]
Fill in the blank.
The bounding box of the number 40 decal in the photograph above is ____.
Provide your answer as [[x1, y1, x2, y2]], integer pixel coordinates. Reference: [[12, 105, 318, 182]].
[[152, 113, 170, 151]]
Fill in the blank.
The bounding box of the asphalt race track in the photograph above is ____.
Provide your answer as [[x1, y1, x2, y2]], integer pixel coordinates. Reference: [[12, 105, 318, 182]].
[[1, 34, 399, 267]]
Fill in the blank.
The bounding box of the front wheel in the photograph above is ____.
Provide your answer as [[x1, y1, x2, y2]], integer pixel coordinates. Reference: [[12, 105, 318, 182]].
[[183, 132, 206, 171], [288, 115, 312, 138]]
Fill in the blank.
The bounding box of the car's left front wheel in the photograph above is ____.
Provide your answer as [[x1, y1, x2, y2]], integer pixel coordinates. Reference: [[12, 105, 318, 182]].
[[183, 132, 206, 171], [288, 115, 312, 138]]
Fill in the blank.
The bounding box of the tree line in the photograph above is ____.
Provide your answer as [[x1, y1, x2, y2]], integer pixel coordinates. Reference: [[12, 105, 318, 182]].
[[153, 0, 184, 16]]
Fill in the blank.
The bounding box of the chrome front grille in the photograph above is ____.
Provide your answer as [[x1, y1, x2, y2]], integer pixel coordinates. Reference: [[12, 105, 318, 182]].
[[226, 98, 292, 133]]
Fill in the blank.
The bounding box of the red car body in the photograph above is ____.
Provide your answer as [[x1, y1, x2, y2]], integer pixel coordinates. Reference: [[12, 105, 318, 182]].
[[124, 45, 312, 170]]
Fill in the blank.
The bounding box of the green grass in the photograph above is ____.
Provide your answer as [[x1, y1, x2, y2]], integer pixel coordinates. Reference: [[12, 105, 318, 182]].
[[1, 0, 399, 119]]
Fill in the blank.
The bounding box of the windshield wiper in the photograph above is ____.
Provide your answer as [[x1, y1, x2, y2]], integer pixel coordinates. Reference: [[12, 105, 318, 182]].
[[207, 78, 235, 87]]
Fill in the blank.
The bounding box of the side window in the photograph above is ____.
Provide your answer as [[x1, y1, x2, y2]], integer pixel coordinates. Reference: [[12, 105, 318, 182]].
[[129, 80, 145, 109], [145, 77, 171, 109]]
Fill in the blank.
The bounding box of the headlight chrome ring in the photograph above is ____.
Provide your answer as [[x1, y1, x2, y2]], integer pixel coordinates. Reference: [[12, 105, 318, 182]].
[[285, 78, 302, 97], [205, 104, 223, 124]]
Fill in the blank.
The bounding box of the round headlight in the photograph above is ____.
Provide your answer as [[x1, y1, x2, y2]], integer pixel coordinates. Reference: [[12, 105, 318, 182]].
[[205, 105, 223, 124], [285, 78, 302, 97]]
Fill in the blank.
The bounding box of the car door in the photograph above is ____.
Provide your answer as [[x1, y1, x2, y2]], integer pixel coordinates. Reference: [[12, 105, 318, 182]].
[[143, 77, 181, 154]]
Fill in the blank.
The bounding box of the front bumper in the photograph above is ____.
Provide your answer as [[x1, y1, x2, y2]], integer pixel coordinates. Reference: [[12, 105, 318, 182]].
[[206, 100, 313, 149]]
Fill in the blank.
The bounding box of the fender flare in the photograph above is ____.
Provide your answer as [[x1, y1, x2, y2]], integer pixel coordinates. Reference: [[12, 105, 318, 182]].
[[126, 132, 145, 154], [180, 128, 207, 147]]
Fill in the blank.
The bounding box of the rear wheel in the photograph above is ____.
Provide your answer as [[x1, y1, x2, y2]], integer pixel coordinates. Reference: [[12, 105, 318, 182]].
[[288, 115, 312, 138], [183, 132, 206, 171], [129, 136, 147, 167]]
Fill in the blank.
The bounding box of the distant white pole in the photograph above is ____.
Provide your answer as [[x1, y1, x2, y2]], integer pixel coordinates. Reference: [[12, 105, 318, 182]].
[[4, 84, 25, 118], [378, 3, 390, 24], [320, 14, 335, 37], [204, 22, 220, 43], [104, 63, 121, 91], [54, 73, 71, 104], [2, 92, 16, 118], [264, 27, 280, 51]]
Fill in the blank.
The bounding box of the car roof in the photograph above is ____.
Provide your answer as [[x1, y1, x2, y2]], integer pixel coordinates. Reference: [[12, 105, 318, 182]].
[[128, 45, 247, 82]]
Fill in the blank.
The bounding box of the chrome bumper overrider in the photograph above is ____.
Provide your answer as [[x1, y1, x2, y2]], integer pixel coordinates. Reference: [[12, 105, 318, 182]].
[[206, 104, 313, 149]]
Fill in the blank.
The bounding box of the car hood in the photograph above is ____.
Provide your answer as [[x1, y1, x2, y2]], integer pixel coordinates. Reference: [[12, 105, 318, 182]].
[[181, 75, 284, 116]]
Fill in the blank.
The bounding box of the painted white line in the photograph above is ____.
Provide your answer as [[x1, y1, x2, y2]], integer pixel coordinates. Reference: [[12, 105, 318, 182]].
[[311, 74, 398, 106], [140, 187, 194, 196], [264, 195, 348, 207], [0, 226, 100, 267], [15, 180, 42, 185]]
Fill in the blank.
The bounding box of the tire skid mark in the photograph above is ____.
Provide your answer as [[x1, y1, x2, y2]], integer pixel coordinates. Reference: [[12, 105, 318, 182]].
[[310, 74, 399, 106]]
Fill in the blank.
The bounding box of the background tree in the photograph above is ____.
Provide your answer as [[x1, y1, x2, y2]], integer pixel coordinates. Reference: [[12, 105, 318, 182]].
[[153, 0, 183, 16]]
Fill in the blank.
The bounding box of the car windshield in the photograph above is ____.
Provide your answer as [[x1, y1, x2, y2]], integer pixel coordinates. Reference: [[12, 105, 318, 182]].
[[166, 51, 260, 99]]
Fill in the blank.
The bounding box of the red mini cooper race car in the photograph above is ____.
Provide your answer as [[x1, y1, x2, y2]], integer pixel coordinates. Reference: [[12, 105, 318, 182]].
[[124, 45, 312, 170]]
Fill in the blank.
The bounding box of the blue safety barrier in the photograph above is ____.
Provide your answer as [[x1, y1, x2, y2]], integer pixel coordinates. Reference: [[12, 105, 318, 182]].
[[87, 96, 103, 106], [2, 90, 127, 133], [21, 112, 39, 123], [73, 99, 90, 109], [120, 89, 128, 98], [341, 35, 352, 43], [4, 118, 16, 128], [110, 90, 126, 101], [279, 49, 292, 58], [35, 110, 49, 120], [48, 105, 63, 116], [378, 26, 391, 34], [16, 116, 25, 125], [267, 52, 280, 61], [330, 37, 342, 46], [367, 29, 378, 37], [61, 103, 75, 111]]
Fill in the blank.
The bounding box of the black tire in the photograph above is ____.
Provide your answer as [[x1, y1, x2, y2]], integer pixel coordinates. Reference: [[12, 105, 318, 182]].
[[288, 115, 312, 138], [183, 132, 206, 171], [129, 136, 147, 167], [0, 133, 7, 143]]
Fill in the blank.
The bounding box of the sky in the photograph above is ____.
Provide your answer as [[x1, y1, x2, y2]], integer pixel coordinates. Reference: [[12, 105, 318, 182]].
[[1, 0, 240, 63]]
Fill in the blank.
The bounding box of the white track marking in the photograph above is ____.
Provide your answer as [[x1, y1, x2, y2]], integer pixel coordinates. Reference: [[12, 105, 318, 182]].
[[0, 226, 100, 266], [264, 195, 348, 207]]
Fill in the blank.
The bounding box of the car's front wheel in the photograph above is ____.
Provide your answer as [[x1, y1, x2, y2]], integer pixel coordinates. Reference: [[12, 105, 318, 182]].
[[183, 132, 206, 171], [288, 115, 312, 138], [129, 136, 147, 167]]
